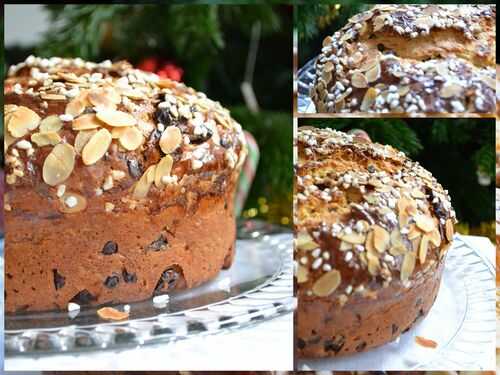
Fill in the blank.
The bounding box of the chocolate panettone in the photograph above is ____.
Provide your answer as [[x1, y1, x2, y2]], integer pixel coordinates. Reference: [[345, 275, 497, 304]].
[[295, 127, 456, 358], [4, 56, 247, 312], [310, 4, 496, 114]]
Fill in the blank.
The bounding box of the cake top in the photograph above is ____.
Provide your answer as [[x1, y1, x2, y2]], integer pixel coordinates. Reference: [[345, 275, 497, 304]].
[[4, 56, 246, 213], [295, 127, 455, 303], [310, 4, 496, 114]]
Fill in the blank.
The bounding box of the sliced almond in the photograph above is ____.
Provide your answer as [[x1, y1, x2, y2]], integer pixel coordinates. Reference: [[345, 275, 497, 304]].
[[312, 269, 341, 297], [365, 63, 381, 83], [389, 244, 407, 256], [31, 132, 62, 147], [351, 72, 368, 88], [65, 97, 87, 117], [111, 126, 128, 139], [59, 193, 87, 214], [407, 224, 422, 240], [419, 235, 430, 264], [40, 115, 63, 133], [41, 93, 66, 101], [88, 88, 118, 111], [428, 228, 441, 247], [119, 126, 144, 151], [154, 155, 174, 188], [82, 128, 112, 165], [445, 219, 454, 241], [365, 230, 375, 253], [390, 229, 403, 247], [159, 126, 182, 154], [296, 230, 318, 251], [132, 164, 156, 199], [8, 106, 41, 138], [339, 232, 366, 244], [73, 113, 103, 131], [96, 109, 137, 127], [360, 88, 377, 112], [373, 15, 386, 32], [400, 251, 416, 281], [339, 241, 352, 251], [373, 225, 390, 253], [367, 251, 380, 276], [323, 61, 334, 73], [411, 189, 425, 199], [440, 83, 463, 98], [42, 143, 76, 186], [97, 307, 129, 321], [415, 214, 435, 233], [297, 265, 309, 284], [74, 129, 98, 154]]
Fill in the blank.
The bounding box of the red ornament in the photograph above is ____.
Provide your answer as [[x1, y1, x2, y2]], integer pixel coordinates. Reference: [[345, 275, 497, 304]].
[[157, 63, 184, 82], [137, 57, 159, 73]]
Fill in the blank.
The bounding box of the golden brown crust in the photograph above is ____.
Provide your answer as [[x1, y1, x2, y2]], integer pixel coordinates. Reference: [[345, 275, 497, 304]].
[[310, 4, 496, 114], [295, 127, 455, 357], [4, 56, 246, 312]]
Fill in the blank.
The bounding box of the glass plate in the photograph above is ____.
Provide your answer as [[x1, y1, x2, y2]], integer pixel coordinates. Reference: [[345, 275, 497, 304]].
[[298, 234, 496, 371], [4, 223, 294, 356], [297, 57, 317, 114]]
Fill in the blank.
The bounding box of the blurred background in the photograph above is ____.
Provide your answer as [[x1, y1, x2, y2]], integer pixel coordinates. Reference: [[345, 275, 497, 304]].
[[298, 118, 496, 242], [3, 4, 293, 227], [296, 1, 494, 67]]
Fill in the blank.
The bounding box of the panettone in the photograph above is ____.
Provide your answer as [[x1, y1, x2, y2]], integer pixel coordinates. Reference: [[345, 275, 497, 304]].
[[4, 56, 247, 312], [295, 127, 456, 358], [310, 4, 496, 114]]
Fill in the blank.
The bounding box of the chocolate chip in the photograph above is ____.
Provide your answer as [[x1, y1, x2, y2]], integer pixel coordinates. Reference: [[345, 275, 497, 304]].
[[297, 338, 306, 349], [355, 341, 367, 352], [102, 241, 118, 255], [122, 268, 137, 283], [220, 135, 233, 149], [70, 289, 96, 305], [392, 323, 399, 335], [53, 269, 65, 290], [368, 165, 376, 173], [153, 266, 183, 295], [127, 159, 142, 179], [324, 335, 345, 354], [147, 234, 168, 251], [154, 107, 172, 126], [189, 127, 213, 144], [104, 275, 120, 288]]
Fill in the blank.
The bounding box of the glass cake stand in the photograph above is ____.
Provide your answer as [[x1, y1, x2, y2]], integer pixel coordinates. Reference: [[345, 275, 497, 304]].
[[298, 234, 496, 371], [297, 57, 317, 114], [4, 221, 294, 356]]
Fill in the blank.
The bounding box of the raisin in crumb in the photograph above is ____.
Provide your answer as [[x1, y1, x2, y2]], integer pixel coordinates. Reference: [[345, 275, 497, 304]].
[[102, 241, 118, 255], [104, 275, 120, 288], [122, 269, 137, 283], [70, 290, 96, 305], [53, 269, 66, 290], [147, 234, 169, 251]]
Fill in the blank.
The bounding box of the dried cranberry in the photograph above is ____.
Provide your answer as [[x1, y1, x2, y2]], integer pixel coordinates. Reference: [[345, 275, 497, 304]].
[[70, 290, 96, 305], [52, 270, 66, 290], [147, 234, 168, 251], [122, 269, 137, 283], [102, 241, 118, 255], [104, 275, 120, 288]]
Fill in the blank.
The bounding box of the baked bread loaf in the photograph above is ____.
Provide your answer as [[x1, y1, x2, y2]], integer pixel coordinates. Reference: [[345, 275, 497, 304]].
[[310, 4, 496, 114], [4, 56, 247, 312], [295, 127, 456, 358]]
